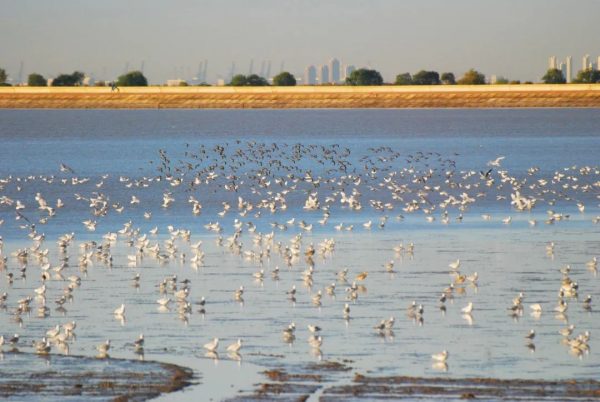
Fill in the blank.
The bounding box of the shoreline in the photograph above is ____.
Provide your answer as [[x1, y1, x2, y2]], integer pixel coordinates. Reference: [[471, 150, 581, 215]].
[[1, 84, 600, 109]]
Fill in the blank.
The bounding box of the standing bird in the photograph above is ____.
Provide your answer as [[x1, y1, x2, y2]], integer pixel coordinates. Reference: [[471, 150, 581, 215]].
[[431, 350, 449, 362], [308, 336, 323, 349], [114, 304, 126, 316], [583, 295, 592, 310], [227, 339, 243, 353], [559, 324, 575, 337], [134, 334, 144, 350], [97, 340, 111, 355], [63, 321, 76, 334], [449, 259, 460, 270], [525, 329, 536, 340], [9, 334, 19, 346], [204, 337, 219, 352], [234, 286, 244, 301]]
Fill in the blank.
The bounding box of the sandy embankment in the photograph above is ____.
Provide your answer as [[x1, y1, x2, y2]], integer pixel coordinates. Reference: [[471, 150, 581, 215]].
[[1, 85, 600, 109]]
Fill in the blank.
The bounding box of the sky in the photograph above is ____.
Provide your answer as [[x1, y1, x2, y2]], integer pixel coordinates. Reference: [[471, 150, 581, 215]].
[[2, 0, 600, 84]]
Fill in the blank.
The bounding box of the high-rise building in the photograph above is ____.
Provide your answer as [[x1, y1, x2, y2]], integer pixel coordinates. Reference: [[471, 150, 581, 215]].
[[597, 56, 600, 71], [565, 56, 572, 83], [343, 65, 356, 81], [329, 58, 340, 83], [319, 64, 330, 84], [549, 56, 557, 69], [559, 62, 566, 80], [583, 54, 591, 71], [304, 65, 317, 85]]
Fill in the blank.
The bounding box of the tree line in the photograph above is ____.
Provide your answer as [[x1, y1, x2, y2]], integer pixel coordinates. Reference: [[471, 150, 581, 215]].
[[1, 66, 599, 87], [0, 69, 148, 87], [542, 68, 600, 84]]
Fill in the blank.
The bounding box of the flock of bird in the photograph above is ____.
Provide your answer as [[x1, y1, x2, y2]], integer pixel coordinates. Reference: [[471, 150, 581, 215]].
[[0, 141, 598, 373]]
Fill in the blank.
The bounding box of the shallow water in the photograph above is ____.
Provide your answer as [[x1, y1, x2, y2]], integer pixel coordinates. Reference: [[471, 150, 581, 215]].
[[0, 109, 599, 400]]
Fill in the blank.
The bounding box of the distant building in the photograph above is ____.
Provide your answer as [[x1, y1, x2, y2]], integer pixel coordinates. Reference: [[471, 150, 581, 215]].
[[216, 78, 226, 86], [583, 54, 591, 71], [166, 79, 187, 86], [565, 56, 572, 83], [82, 75, 95, 86], [318, 64, 329, 84], [549, 54, 600, 77], [559, 62, 566, 80], [304, 65, 317, 85], [329, 58, 340, 83], [490, 75, 498, 84], [343, 65, 356, 81]]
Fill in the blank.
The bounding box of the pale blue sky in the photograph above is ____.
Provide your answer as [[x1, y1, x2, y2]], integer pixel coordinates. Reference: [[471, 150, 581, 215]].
[[2, 0, 599, 83]]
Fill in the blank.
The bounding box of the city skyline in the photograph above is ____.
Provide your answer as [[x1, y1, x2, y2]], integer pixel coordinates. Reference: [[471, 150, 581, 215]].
[[548, 54, 600, 83], [2, 0, 600, 84]]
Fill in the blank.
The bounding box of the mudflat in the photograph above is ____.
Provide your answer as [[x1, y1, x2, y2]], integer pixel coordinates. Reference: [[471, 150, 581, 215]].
[[0, 352, 194, 401], [229, 361, 600, 401]]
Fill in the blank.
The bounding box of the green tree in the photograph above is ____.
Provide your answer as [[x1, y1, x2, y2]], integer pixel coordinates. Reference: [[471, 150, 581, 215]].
[[394, 73, 412, 85], [345, 68, 384, 86], [28, 73, 47, 87], [116, 70, 148, 86], [572, 69, 600, 83], [457, 69, 485, 85], [52, 71, 85, 86], [441, 72, 455, 85], [246, 74, 269, 86], [412, 70, 440, 85], [229, 74, 269, 86], [0, 67, 7, 84], [273, 71, 296, 86], [494, 76, 509, 85], [230, 74, 247, 86], [541, 68, 566, 84]]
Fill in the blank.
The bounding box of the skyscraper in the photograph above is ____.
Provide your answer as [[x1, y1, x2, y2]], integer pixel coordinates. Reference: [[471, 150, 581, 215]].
[[582, 54, 590, 71], [304, 65, 317, 85], [319, 64, 330, 84], [343, 65, 356, 81], [597, 56, 600, 71], [565, 56, 572, 83], [329, 58, 340, 83], [548, 56, 557, 69]]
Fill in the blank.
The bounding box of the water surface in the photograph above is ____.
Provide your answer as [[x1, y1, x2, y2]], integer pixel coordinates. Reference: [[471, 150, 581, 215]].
[[0, 109, 598, 400]]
